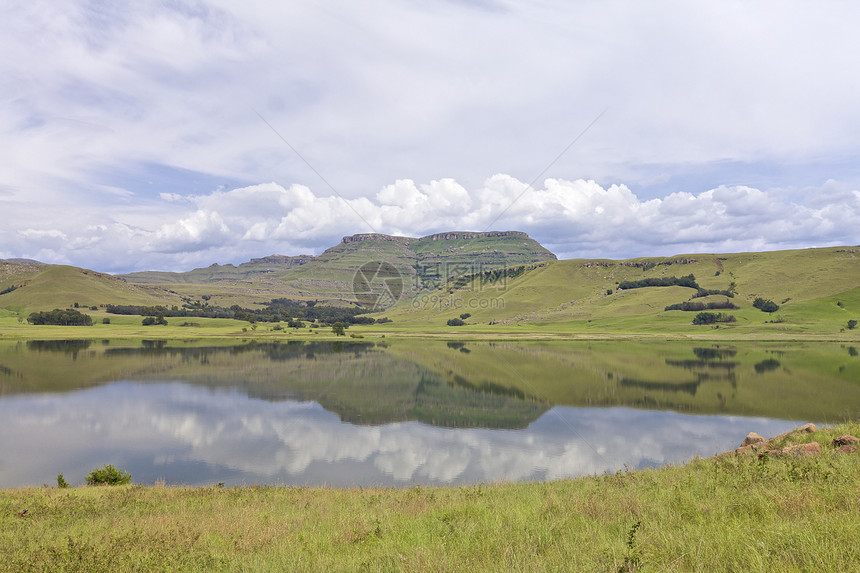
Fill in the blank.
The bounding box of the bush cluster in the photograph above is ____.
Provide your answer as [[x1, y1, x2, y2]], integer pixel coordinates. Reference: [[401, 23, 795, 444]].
[[618, 274, 699, 290], [692, 312, 736, 325], [665, 300, 738, 312], [27, 309, 93, 326], [753, 298, 780, 313]]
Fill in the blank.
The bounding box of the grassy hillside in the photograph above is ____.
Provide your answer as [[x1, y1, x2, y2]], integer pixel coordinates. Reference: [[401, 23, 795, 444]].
[[3, 245, 858, 337], [0, 264, 183, 316], [380, 247, 860, 337]]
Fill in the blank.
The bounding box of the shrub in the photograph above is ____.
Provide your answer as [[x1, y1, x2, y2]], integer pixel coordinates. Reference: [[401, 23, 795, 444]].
[[102, 317, 111, 324], [447, 318, 465, 326], [459, 313, 471, 320], [85, 464, 132, 486], [57, 473, 70, 488], [849, 319, 858, 330], [753, 297, 779, 313]]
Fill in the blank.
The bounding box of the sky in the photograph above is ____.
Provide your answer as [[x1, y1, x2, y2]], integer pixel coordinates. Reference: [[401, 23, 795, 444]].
[[2, 0, 859, 273]]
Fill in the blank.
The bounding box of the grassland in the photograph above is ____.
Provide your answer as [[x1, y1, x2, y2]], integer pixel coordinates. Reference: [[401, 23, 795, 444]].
[[2, 246, 858, 340], [2, 422, 858, 572], [374, 246, 860, 339]]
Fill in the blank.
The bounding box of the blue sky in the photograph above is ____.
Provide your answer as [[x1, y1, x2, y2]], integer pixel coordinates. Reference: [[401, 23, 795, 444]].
[[2, 0, 859, 272]]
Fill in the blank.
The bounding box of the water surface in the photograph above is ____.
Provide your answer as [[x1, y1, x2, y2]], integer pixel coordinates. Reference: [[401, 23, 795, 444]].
[[1, 339, 857, 487]]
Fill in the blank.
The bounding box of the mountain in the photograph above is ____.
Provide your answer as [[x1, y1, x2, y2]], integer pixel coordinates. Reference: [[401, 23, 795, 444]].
[[119, 254, 316, 284], [116, 231, 557, 307]]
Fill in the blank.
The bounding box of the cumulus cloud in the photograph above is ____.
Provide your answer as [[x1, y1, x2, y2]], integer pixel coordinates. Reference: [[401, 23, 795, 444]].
[[2, 176, 857, 272]]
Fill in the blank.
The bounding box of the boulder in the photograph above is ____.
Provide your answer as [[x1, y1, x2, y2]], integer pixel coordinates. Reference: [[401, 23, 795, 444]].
[[781, 442, 821, 458], [741, 432, 767, 447], [837, 445, 858, 455], [832, 435, 860, 448], [758, 442, 822, 459], [770, 423, 819, 443]]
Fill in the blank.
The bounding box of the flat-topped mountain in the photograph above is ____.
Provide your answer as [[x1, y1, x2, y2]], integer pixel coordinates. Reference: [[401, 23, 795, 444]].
[[119, 231, 556, 301]]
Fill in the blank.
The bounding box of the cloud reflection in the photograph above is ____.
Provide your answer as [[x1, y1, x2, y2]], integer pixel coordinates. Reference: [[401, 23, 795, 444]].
[[0, 382, 802, 487]]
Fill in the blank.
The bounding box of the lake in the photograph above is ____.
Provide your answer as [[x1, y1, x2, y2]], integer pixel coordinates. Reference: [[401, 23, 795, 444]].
[[1, 339, 858, 488]]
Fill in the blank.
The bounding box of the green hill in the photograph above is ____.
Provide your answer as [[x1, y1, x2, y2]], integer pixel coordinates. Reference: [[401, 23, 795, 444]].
[[381, 246, 860, 336], [0, 262, 183, 315]]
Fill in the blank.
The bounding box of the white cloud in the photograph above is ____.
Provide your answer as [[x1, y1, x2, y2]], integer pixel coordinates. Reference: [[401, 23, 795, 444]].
[[2, 176, 857, 272]]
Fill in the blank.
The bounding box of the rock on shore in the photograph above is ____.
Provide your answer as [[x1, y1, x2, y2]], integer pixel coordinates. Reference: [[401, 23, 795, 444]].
[[721, 423, 860, 459]]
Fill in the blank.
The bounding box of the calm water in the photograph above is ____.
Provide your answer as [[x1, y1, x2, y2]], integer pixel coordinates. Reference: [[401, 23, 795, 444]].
[[1, 339, 858, 487]]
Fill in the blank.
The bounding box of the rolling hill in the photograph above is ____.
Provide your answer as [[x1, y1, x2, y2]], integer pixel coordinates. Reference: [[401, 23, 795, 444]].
[[379, 246, 860, 336], [2, 237, 859, 337], [0, 262, 184, 314]]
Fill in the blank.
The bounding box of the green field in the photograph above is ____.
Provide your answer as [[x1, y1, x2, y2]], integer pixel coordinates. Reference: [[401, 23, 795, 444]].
[[2, 423, 859, 572]]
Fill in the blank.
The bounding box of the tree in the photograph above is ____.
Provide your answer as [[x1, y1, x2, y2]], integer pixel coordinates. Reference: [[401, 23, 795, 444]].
[[447, 318, 465, 326], [849, 319, 858, 330], [332, 322, 346, 336]]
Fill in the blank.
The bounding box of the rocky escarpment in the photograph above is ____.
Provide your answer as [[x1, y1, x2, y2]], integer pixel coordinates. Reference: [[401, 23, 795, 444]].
[[340, 230, 534, 244], [424, 231, 529, 241], [340, 233, 415, 245]]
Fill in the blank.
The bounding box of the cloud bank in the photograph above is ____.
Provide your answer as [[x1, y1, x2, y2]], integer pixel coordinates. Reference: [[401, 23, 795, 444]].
[[2, 177, 857, 273]]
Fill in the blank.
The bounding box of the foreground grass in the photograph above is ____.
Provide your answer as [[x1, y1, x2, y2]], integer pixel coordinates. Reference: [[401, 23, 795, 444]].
[[2, 424, 859, 572]]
